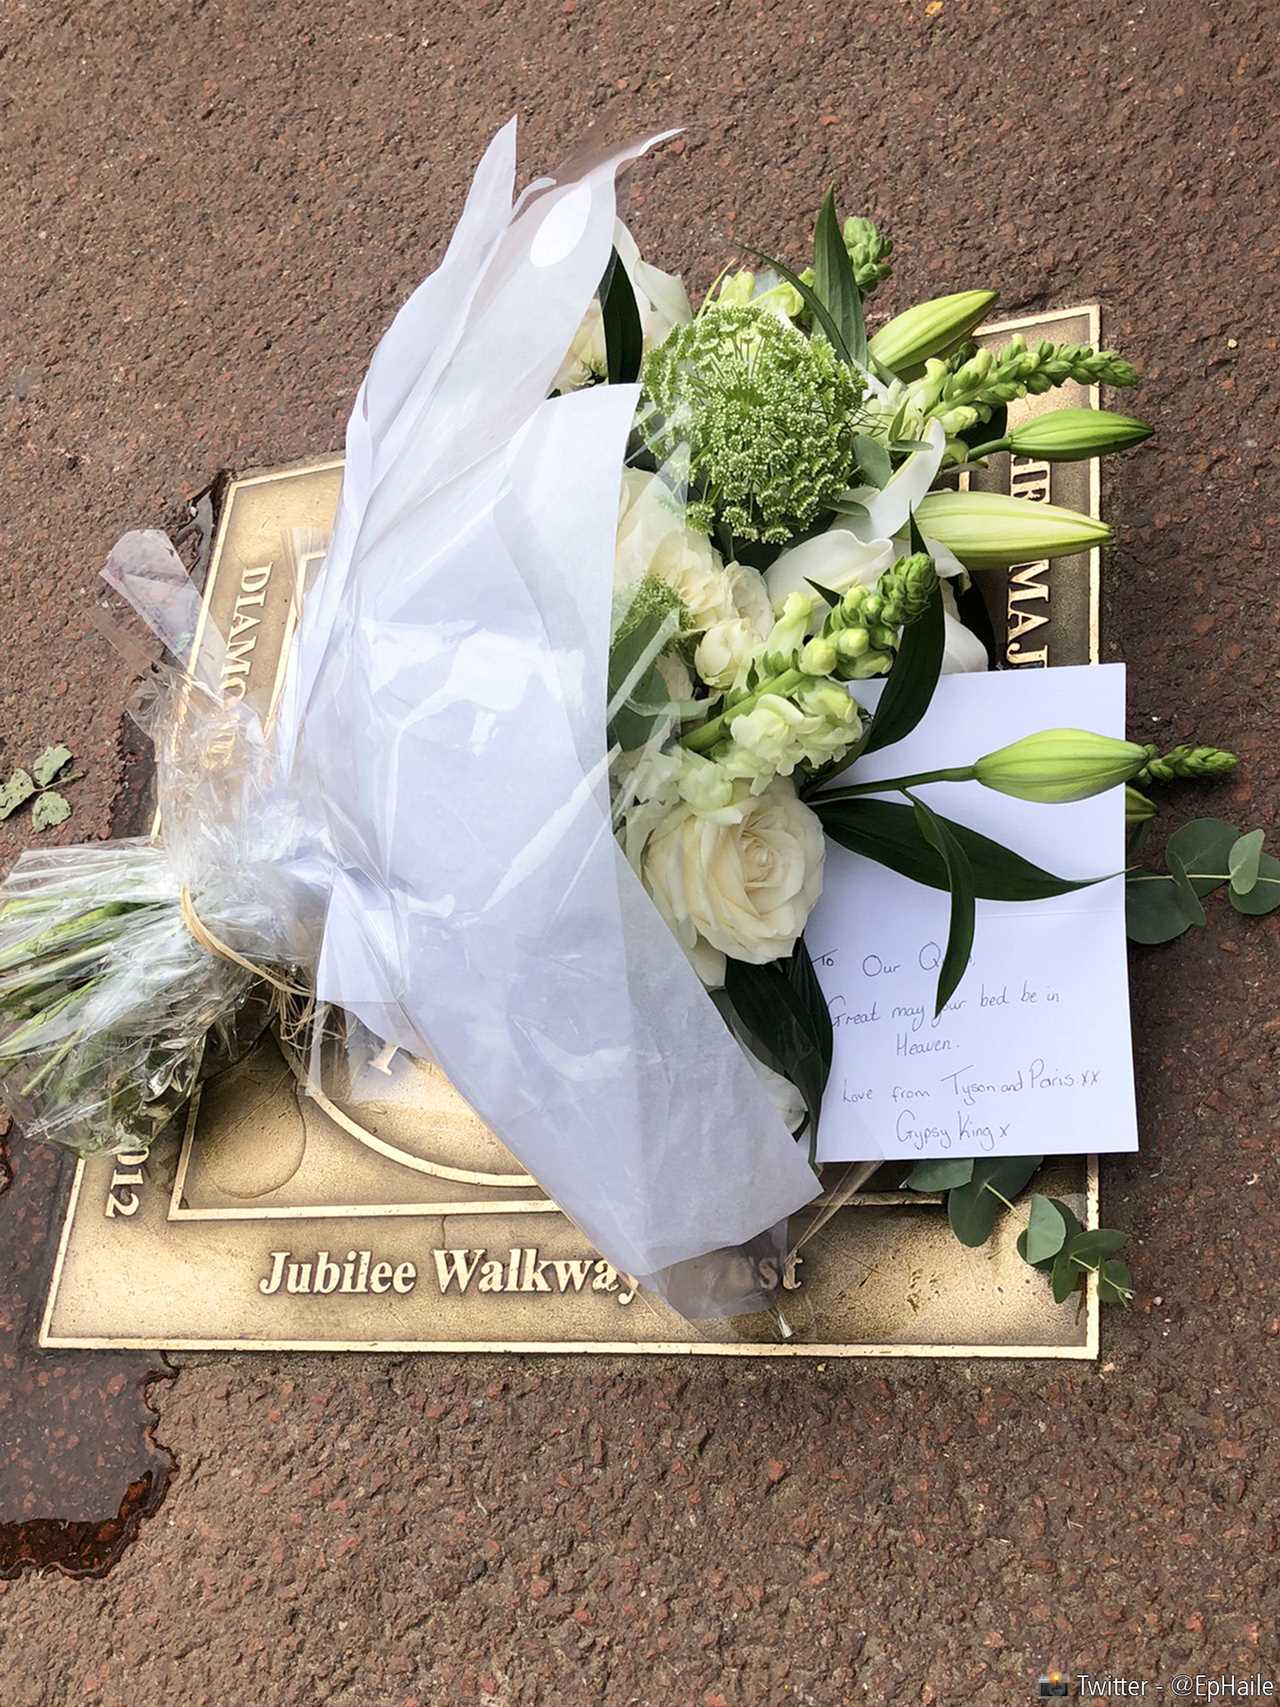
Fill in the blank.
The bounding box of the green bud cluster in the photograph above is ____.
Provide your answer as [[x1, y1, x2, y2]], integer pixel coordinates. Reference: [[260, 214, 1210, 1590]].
[[874, 552, 938, 626], [841, 216, 893, 295], [1138, 743, 1239, 784], [795, 217, 893, 304], [641, 305, 866, 545], [938, 336, 1139, 420]]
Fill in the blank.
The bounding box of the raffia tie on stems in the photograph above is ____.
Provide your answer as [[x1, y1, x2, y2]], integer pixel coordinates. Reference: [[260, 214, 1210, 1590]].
[[178, 885, 316, 1050]]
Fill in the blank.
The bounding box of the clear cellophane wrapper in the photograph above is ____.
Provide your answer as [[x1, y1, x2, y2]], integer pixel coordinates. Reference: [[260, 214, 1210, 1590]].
[[0, 123, 825, 1327]]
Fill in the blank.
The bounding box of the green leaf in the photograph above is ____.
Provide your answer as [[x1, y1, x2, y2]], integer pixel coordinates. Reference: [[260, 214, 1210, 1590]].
[[1228, 829, 1264, 895], [812, 189, 868, 366], [786, 936, 834, 1086], [725, 946, 833, 1158], [31, 744, 73, 787], [30, 791, 71, 831], [815, 797, 1100, 903], [739, 243, 855, 365], [1099, 1258, 1135, 1307], [607, 614, 673, 751], [600, 248, 643, 386], [859, 581, 944, 757], [1166, 847, 1207, 928], [1022, 1193, 1068, 1265], [1166, 817, 1238, 896], [1229, 850, 1280, 916], [1051, 1197, 1085, 1245], [0, 769, 35, 820], [1125, 872, 1194, 944], [986, 1156, 1044, 1200], [945, 1156, 1040, 1248], [805, 578, 847, 608], [853, 435, 892, 490], [948, 1177, 1000, 1247], [907, 794, 974, 1016], [1066, 1227, 1129, 1266], [905, 1157, 974, 1191], [1051, 1248, 1082, 1303]]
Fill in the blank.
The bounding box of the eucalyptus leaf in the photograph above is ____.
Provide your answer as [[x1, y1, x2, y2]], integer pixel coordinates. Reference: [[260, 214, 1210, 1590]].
[[1166, 847, 1207, 928], [0, 769, 35, 820], [908, 794, 975, 1015], [812, 189, 868, 366], [1065, 1226, 1128, 1265], [984, 1155, 1044, 1200], [947, 1176, 1000, 1247], [904, 1157, 974, 1192], [946, 1156, 1041, 1248], [1099, 1258, 1135, 1306], [1228, 828, 1264, 895], [30, 790, 71, 831], [815, 797, 1101, 903], [859, 581, 944, 756], [1023, 1193, 1068, 1264], [1125, 872, 1194, 945], [1051, 1248, 1081, 1303], [31, 744, 73, 788], [1165, 818, 1238, 896], [1229, 850, 1280, 916], [853, 435, 893, 490]]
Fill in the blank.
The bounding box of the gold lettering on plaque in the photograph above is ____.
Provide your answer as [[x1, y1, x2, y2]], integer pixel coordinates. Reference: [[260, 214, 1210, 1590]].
[[218, 564, 273, 702], [1005, 457, 1054, 666], [1009, 456, 1052, 504]]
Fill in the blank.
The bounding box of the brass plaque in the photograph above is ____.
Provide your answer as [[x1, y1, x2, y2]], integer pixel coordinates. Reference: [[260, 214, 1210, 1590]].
[[42, 308, 1105, 1358]]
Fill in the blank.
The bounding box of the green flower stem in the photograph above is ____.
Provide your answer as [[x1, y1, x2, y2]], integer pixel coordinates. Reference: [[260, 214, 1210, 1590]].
[[682, 668, 805, 753], [815, 765, 977, 800], [984, 1184, 1016, 1211], [19, 1025, 85, 1098], [1128, 871, 1280, 886], [966, 437, 1011, 460]]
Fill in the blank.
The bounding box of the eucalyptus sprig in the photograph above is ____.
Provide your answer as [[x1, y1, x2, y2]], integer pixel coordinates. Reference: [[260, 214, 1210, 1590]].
[[903, 1158, 1133, 1307], [1126, 817, 1280, 944], [0, 742, 81, 832]]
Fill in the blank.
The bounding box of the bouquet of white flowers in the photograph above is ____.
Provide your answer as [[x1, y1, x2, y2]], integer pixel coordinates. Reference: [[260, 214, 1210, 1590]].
[[1, 123, 1269, 1325]]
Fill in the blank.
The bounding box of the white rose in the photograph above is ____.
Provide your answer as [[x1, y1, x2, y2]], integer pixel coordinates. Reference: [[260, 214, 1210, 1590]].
[[641, 778, 825, 987], [552, 298, 607, 394], [725, 560, 773, 636], [695, 616, 761, 691], [616, 470, 738, 632]]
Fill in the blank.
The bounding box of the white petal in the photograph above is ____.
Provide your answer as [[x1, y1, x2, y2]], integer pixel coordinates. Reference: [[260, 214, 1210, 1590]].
[[940, 582, 990, 674], [846, 418, 947, 542], [765, 527, 895, 606]]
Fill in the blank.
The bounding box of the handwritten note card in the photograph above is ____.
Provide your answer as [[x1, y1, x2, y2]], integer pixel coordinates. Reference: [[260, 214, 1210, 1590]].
[[810, 664, 1138, 1163]]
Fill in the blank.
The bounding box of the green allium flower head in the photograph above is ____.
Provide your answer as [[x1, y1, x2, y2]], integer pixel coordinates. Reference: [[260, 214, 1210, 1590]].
[[640, 304, 866, 545]]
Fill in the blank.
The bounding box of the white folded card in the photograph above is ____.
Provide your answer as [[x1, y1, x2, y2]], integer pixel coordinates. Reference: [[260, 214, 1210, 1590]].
[[810, 663, 1138, 1164]]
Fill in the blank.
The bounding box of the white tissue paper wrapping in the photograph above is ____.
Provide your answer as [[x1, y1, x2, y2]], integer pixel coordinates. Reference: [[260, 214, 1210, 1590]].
[[271, 122, 820, 1290]]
